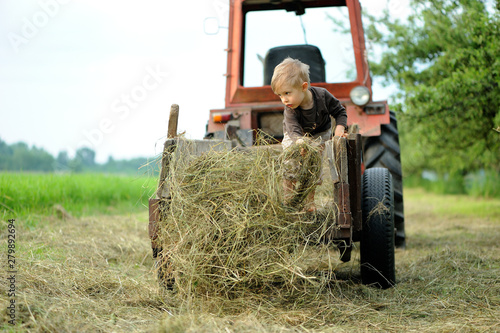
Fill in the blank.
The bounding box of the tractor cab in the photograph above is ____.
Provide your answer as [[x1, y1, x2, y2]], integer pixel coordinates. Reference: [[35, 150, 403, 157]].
[[205, 0, 390, 146]]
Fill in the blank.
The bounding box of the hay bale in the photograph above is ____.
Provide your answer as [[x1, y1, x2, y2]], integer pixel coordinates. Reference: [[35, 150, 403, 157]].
[[156, 139, 339, 298]]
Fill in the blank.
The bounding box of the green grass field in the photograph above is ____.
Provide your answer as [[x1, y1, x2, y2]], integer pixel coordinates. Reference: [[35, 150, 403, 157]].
[[0, 172, 157, 225]]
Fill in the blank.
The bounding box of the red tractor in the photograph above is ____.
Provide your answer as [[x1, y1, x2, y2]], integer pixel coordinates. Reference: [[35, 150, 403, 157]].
[[148, 0, 405, 291], [204, 0, 405, 247]]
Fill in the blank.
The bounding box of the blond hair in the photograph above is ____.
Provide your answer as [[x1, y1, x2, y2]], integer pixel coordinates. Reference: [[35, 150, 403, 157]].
[[271, 57, 310, 92]]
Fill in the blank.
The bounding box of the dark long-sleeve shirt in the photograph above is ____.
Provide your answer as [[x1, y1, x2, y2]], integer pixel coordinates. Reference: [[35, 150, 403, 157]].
[[283, 86, 347, 141]]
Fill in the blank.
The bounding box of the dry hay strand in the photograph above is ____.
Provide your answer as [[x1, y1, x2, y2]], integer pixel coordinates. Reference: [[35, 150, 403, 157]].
[[0, 214, 165, 332], [366, 200, 390, 222], [156, 138, 341, 299]]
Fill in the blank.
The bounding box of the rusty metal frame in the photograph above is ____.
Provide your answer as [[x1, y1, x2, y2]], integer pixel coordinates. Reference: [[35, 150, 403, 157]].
[[332, 137, 352, 240], [347, 132, 363, 239], [323, 130, 362, 243]]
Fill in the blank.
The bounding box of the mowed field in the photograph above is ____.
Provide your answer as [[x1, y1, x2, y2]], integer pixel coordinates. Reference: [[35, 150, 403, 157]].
[[1, 186, 499, 332]]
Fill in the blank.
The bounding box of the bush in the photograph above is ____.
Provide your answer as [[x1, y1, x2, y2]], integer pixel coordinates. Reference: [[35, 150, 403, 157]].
[[404, 169, 500, 198]]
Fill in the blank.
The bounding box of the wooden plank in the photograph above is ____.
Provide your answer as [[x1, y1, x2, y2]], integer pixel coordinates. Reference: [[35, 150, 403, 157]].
[[156, 104, 179, 199], [156, 139, 176, 199], [325, 139, 339, 183], [168, 104, 179, 139], [148, 198, 162, 257], [334, 137, 348, 183]]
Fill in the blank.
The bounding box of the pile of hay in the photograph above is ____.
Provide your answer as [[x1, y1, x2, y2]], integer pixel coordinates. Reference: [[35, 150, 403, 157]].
[[156, 139, 340, 298]]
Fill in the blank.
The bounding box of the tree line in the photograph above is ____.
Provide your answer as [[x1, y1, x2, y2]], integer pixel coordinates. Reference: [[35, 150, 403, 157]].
[[0, 138, 154, 175]]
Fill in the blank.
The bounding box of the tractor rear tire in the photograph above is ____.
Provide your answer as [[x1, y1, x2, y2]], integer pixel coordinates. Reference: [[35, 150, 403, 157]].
[[360, 167, 396, 289], [362, 111, 405, 248]]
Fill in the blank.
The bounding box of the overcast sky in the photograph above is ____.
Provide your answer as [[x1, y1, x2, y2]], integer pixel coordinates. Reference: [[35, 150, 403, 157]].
[[0, 0, 408, 163]]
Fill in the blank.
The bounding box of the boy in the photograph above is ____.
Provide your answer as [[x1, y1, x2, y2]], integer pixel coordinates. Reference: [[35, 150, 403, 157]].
[[271, 57, 348, 212]]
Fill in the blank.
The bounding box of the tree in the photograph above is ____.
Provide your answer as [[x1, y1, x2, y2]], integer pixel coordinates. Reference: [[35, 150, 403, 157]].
[[0, 138, 13, 170], [75, 147, 96, 168], [55, 151, 70, 171], [366, 0, 500, 174], [0, 138, 151, 174], [0, 141, 55, 172]]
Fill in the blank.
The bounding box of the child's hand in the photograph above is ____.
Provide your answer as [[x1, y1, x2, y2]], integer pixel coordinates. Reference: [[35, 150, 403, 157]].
[[334, 125, 347, 138]]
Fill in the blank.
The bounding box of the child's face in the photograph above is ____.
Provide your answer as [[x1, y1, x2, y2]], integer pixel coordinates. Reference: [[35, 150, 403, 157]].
[[274, 82, 308, 109]]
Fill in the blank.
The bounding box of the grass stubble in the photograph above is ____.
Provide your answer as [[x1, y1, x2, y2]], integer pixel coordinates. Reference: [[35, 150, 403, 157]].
[[0, 141, 499, 332]]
